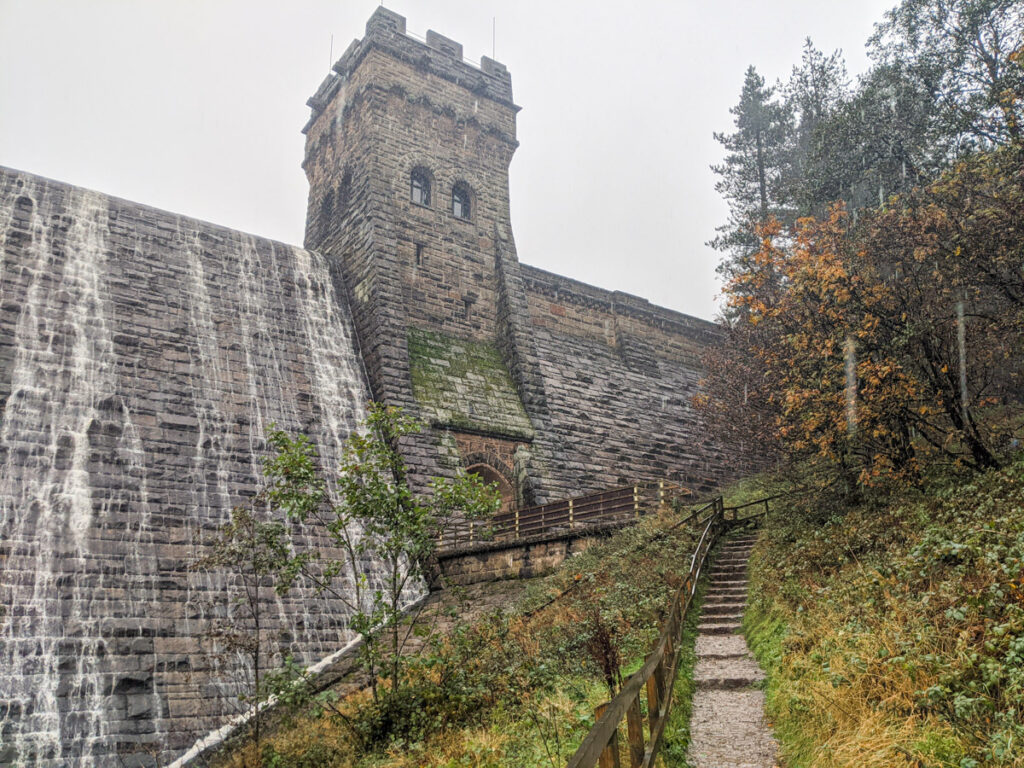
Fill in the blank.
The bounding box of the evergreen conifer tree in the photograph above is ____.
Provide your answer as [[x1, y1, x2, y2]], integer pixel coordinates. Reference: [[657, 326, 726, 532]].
[[710, 67, 794, 285]]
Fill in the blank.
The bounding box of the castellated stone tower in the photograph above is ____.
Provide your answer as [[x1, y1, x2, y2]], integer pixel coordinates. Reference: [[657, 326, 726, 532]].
[[301, 7, 549, 509], [301, 7, 726, 511]]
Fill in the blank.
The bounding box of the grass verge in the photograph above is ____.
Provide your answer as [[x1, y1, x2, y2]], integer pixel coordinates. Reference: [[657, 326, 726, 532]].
[[743, 458, 1024, 768]]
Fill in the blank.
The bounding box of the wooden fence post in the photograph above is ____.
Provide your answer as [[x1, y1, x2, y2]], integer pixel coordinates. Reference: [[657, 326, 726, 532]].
[[515, 506, 520, 539], [658, 480, 665, 508], [569, 498, 574, 528], [648, 660, 665, 730], [633, 485, 640, 518], [595, 703, 621, 768], [626, 695, 645, 767]]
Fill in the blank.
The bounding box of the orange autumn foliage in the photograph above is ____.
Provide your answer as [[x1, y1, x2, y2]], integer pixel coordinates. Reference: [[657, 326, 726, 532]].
[[699, 143, 1024, 490]]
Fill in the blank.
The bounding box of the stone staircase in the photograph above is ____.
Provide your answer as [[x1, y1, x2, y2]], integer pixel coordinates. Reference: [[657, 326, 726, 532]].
[[688, 534, 779, 767]]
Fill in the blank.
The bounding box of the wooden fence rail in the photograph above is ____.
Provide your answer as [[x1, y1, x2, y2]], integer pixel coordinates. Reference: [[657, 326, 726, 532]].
[[438, 481, 692, 551], [564, 493, 780, 768], [723, 493, 785, 522], [566, 497, 724, 768]]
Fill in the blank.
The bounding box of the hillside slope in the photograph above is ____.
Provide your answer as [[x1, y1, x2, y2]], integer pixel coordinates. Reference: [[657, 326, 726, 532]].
[[745, 461, 1024, 767]]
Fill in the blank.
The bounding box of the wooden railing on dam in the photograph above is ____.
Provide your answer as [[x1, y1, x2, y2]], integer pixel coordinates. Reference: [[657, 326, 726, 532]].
[[438, 481, 693, 552]]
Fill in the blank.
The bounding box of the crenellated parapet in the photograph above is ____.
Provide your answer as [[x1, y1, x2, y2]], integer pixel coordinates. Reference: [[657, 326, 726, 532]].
[[303, 7, 516, 135]]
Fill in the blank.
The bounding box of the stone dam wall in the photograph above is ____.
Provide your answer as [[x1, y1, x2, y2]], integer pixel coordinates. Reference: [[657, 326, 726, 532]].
[[0, 161, 728, 768], [0, 168, 381, 767], [520, 266, 726, 497]]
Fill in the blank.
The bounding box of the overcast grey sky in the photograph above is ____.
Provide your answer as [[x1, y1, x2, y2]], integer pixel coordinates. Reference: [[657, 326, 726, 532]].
[[0, 0, 896, 320]]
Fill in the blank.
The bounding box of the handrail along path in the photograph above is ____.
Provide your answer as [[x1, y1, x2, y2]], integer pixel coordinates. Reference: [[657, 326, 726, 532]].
[[565, 494, 779, 768]]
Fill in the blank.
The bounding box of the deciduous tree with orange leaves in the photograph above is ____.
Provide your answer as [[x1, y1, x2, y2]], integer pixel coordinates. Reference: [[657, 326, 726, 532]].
[[701, 142, 1024, 491]]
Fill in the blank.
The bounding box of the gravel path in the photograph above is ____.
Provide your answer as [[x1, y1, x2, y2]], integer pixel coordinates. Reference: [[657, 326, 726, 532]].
[[688, 535, 778, 768]]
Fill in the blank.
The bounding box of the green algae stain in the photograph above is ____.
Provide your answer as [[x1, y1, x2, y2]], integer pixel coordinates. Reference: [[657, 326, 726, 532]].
[[407, 327, 535, 439]]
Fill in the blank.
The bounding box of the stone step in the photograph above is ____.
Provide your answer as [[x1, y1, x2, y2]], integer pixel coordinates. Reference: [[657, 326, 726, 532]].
[[696, 677, 757, 690], [696, 634, 750, 657], [710, 568, 747, 579], [705, 598, 746, 607], [705, 594, 746, 603], [698, 621, 742, 635], [694, 656, 765, 688], [703, 603, 745, 616], [710, 580, 748, 589], [713, 561, 747, 570], [688, 689, 777, 767], [698, 653, 752, 662]]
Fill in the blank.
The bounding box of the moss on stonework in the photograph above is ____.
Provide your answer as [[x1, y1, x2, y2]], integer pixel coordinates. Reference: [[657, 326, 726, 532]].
[[407, 327, 535, 439]]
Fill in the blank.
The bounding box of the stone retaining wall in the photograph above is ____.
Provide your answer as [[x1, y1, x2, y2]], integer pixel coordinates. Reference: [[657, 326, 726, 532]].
[[434, 522, 628, 586]]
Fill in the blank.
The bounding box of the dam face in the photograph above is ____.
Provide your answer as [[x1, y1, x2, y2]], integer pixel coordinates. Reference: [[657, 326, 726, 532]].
[[0, 168, 375, 766], [0, 11, 731, 766]]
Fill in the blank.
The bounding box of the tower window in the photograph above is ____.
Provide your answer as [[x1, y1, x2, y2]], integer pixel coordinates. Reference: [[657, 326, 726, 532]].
[[452, 182, 471, 220], [410, 169, 431, 206], [415, 243, 425, 266]]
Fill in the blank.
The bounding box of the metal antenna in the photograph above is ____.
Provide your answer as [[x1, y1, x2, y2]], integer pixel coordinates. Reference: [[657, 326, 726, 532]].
[[329, 33, 334, 68], [492, 17, 496, 59]]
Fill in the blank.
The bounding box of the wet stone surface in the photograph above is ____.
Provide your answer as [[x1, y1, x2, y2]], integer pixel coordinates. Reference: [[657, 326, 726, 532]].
[[688, 536, 778, 768]]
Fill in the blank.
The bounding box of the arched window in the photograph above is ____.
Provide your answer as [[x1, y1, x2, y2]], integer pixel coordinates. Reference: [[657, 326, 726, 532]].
[[452, 182, 471, 220], [410, 168, 431, 206]]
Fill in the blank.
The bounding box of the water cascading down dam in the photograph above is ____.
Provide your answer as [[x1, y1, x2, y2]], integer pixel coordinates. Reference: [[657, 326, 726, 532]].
[[0, 168, 386, 767]]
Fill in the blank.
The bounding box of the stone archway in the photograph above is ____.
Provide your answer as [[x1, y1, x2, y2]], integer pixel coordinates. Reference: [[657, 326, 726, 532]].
[[465, 462, 516, 518]]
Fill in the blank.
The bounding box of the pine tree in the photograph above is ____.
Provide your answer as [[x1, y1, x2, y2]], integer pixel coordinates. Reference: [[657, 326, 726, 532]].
[[799, 60, 941, 215], [710, 67, 794, 282], [784, 41, 850, 216]]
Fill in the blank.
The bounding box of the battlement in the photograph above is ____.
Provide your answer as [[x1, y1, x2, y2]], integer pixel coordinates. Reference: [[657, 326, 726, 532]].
[[304, 7, 515, 133]]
